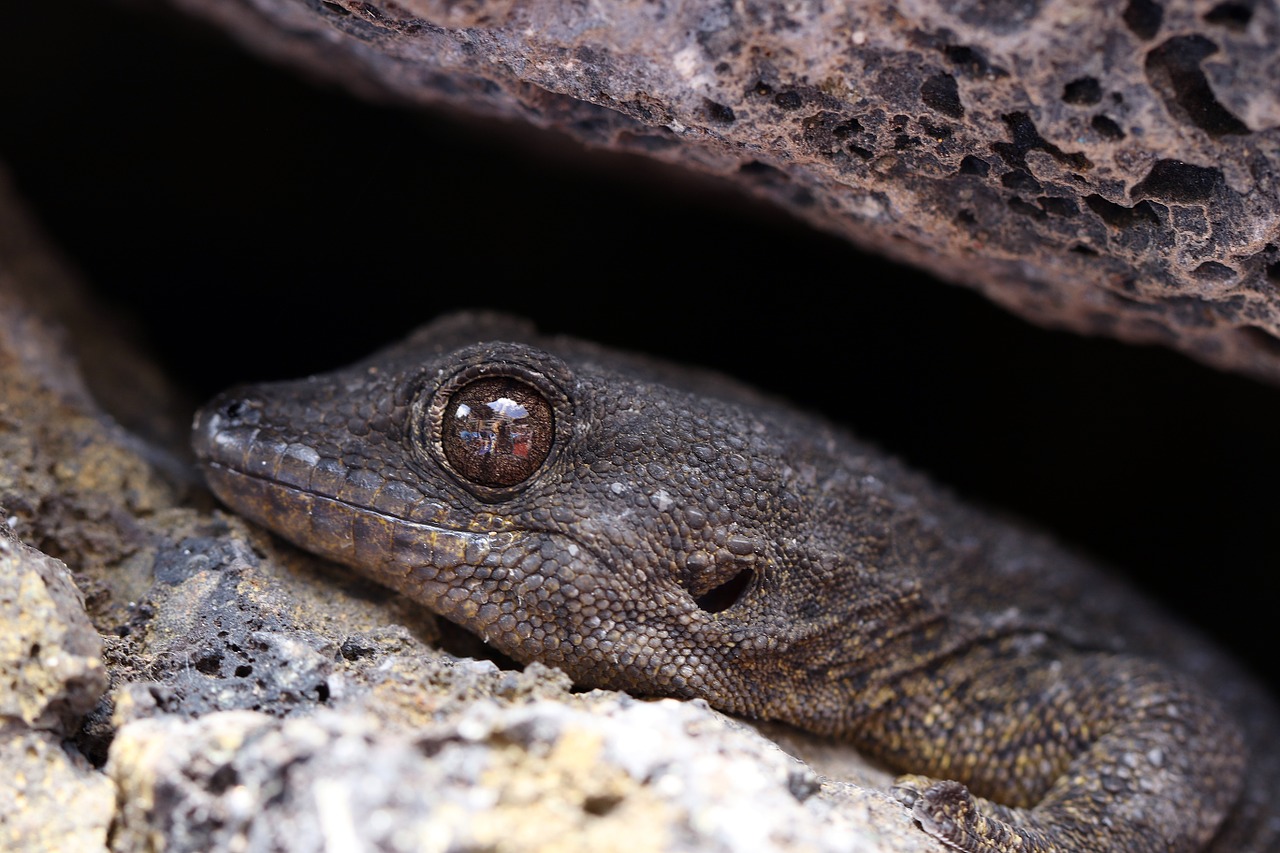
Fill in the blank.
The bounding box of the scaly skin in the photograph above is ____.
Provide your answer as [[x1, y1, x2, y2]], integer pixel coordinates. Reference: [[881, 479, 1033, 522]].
[[192, 312, 1279, 851]]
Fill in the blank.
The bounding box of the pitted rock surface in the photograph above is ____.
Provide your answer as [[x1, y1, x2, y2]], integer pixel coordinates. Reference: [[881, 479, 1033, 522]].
[[156, 0, 1280, 381], [0, 533, 106, 733], [106, 695, 925, 853]]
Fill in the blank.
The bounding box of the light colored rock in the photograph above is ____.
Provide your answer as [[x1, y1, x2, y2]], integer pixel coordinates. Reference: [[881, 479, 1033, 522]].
[[107, 692, 940, 853], [0, 722, 114, 853], [0, 532, 106, 732]]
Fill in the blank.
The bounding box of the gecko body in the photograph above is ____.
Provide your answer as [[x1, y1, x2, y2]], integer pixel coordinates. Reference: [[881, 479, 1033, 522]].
[[192, 312, 1280, 851]]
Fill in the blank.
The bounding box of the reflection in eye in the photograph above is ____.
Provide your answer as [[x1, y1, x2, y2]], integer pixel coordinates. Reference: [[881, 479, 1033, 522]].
[[442, 378, 553, 487], [454, 397, 533, 458]]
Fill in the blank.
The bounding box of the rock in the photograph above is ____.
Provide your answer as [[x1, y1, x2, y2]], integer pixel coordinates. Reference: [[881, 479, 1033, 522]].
[[0, 502, 112, 851], [107, 691, 934, 853], [154, 0, 1280, 382], [0, 722, 114, 853], [0, 532, 106, 733], [0, 167, 136, 852]]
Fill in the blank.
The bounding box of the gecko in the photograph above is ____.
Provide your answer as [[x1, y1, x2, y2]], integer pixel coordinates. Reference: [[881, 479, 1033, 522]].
[[192, 311, 1280, 851]]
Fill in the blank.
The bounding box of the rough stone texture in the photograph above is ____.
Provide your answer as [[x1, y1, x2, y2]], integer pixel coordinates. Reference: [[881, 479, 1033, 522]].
[[107, 686, 929, 853], [0, 722, 114, 853], [0, 166, 944, 850], [0, 525, 113, 853], [154, 0, 1280, 383], [0, 532, 106, 733]]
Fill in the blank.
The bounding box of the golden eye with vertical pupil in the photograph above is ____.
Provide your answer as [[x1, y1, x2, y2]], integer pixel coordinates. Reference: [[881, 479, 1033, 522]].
[[440, 377, 555, 487]]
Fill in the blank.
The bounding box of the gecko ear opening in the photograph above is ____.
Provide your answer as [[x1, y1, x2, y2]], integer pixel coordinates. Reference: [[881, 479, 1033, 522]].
[[694, 567, 755, 613]]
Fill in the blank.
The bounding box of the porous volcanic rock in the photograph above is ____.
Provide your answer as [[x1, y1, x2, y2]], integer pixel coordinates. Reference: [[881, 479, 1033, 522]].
[[156, 0, 1280, 382]]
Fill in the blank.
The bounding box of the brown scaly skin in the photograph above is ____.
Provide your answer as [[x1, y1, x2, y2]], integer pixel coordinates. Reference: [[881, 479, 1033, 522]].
[[192, 312, 1279, 851]]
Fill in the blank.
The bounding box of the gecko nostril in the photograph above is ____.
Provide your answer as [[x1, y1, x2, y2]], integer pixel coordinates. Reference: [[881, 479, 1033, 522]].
[[217, 395, 261, 425], [694, 567, 754, 614]]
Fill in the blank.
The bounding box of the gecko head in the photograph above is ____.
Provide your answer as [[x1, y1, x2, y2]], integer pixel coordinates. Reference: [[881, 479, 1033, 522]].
[[193, 312, 910, 727]]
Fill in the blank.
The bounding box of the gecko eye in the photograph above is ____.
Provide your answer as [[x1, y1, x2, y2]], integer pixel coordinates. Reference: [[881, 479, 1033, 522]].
[[415, 347, 572, 500], [439, 377, 555, 488]]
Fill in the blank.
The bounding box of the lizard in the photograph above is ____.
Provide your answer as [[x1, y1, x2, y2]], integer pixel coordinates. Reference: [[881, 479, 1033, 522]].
[[192, 311, 1280, 852]]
